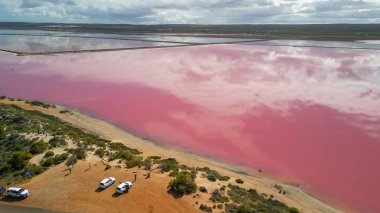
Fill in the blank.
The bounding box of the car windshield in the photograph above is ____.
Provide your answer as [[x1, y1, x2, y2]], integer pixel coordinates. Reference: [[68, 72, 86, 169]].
[[18, 189, 24, 193]]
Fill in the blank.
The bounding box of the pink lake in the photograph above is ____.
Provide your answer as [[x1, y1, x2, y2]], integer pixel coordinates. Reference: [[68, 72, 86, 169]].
[[0, 44, 380, 212]]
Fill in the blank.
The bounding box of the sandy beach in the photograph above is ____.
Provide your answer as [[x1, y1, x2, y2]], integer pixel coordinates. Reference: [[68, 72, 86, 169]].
[[0, 99, 342, 213]]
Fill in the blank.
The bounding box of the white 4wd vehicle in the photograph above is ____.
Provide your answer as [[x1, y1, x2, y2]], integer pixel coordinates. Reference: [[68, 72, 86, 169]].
[[99, 177, 116, 189], [116, 182, 132, 193], [6, 187, 29, 198]]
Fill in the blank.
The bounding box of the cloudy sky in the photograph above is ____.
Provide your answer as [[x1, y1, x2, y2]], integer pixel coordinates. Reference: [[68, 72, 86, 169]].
[[0, 0, 379, 24]]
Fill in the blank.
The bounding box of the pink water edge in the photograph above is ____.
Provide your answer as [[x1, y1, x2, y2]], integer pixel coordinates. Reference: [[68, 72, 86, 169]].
[[1, 44, 379, 212]]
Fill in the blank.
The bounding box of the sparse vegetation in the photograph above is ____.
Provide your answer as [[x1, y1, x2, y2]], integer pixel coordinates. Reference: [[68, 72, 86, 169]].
[[29, 140, 49, 154], [210, 189, 230, 203], [156, 158, 179, 172], [235, 178, 244, 184], [143, 158, 152, 170], [199, 186, 207, 193], [41, 153, 69, 167], [8, 151, 33, 170], [48, 137, 67, 148], [226, 184, 299, 213], [43, 150, 54, 158], [95, 148, 105, 158], [126, 156, 143, 168], [59, 109, 71, 114], [196, 167, 230, 181], [168, 171, 197, 197], [25, 100, 55, 109], [199, 204, 213, 212]]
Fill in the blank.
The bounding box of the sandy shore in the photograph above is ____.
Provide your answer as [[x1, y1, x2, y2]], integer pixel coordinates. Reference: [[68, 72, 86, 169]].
[[0, 99, 343, 213]]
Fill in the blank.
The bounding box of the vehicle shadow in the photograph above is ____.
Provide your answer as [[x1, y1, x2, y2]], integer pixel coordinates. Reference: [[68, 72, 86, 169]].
[[112, 192, 122, 197], [95, 188, 105, 193], [0, 196, 27, 203]]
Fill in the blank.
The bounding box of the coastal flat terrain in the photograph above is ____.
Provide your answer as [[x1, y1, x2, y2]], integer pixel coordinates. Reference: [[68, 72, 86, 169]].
[[0, 99, 342, 213]]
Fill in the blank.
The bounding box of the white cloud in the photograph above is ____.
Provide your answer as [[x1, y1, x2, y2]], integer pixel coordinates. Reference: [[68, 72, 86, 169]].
[[0, 0, 379, 23]]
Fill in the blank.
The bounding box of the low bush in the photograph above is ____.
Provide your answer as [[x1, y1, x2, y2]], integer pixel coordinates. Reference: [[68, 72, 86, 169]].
[[41, 153, 69, 167], [199, 186, 207, 193], [29, 141, 49, 155], [95, 148, 105, 158], [43, 151, 54, 158], [109, 150, 133, 161], [126, 156, 143, 168], [25, 101, 54, 109], [168, 171, 197, 197], [199, 204, 212, 212], [235, 178, 244, 184], [289, 207, 300, 213], [59, 110, 71, 114], [148, 155, 161, 160], [143, 158, 152, 170], [24, 164, 46, 176], [210, 189, 230, 203], [196, 167, 230, 182], [48, 137, 67, 148], [107, 142, 141, 154], [8, 152, 33, 170], [157, 158, 179, 172]]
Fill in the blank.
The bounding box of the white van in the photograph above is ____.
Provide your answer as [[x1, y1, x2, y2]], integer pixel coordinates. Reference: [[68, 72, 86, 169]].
[[99, 177, 116, 189], [116, 182, 132, 193]]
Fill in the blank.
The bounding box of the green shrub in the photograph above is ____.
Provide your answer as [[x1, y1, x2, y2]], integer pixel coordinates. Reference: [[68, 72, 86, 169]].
[[109, 150, 133, 161], [210, 189, 230, 203], [157, 158, 179, 172], [70, 148, 86, 159], [107, 142, 141, 154], [235, 178, 244, 184], [168, 171, 197, 197], [199, 204, 212, 212], [42, 153, 69, 167], [148, 155, 161, 160], [0, 125, 5, 139], [48, 137, 66, 147], [143, 158, 152, 170], [53, 153, 69, 165], [289, 207, 300, 213], [43, 151, 54, 158], [126, 156, 143, 168], [24, 164, 46, 176], [196, 167, 229, 181], [226, 184, 293, 213], [41, 157, 54, 167], [219, 176, 230, 181], [95, 148, 105, 158], [8, 151, 33, 170], [59, 110, 71, 114], [199, 186, 207, 193], [30, 141, 49, 155], [207, 174, 217, 182], [169, 168, 179, 177], [26, 101, 54, 109]]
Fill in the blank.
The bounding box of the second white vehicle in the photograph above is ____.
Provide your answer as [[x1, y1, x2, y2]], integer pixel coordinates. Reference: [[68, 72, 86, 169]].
[[116, 182, 133, 193], [99, 177, 116, 189]]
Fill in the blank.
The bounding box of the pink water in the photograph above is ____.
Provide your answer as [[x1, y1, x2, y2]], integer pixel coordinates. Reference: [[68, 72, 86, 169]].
[[1, 45, 380, 212]]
